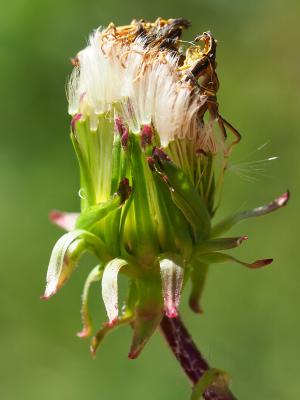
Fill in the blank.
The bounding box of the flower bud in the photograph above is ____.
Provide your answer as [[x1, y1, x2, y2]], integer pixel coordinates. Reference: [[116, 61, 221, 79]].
[[43, 18, 289, 359]]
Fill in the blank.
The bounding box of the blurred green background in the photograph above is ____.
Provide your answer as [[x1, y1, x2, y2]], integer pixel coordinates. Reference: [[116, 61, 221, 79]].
[[1, 0, 299, 399]]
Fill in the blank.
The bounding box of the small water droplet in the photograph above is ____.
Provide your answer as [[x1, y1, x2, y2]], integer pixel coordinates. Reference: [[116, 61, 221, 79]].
[[78, 188, 87, 199]]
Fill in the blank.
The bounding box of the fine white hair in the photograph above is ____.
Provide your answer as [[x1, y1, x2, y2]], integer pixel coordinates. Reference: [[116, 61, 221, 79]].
[[68, 29, 214, 149]]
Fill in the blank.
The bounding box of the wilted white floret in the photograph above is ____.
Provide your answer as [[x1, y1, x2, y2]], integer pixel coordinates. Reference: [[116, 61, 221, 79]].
[[68, 29, 211, 148]]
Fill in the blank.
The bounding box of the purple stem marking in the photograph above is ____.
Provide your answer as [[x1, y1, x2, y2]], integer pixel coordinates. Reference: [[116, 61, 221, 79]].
[[160, 315, 237, 400]]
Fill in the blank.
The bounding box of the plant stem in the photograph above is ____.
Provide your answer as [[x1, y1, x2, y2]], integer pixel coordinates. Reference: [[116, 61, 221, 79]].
[[160, 315, 237, 400]]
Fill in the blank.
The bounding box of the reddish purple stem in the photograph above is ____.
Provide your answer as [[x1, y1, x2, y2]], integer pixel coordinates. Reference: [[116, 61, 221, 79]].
[[160, 315, 237, 400]]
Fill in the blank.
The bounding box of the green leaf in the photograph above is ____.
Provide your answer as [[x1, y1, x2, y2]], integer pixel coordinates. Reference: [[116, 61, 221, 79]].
[[211, 191, 289, 237], [77, 264, 103, 338]]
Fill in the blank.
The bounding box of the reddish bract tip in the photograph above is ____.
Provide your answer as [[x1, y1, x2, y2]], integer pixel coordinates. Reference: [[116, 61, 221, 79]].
[[90, 345, 97, 359], [77, 328, 90, 339], [104, 318, 118, 328], [152, 146, 170, 162], [114, 116, 123, 135], [49, 210, 78, 231], [165, 308, 178, 319], [189, 298, 204, 314], [196, 149, 208, 157], [114, 115, 129, 148], [251, 258, 273, 269], [49, 210, 61, 221], [128, 349, 139, 360], [262, 258, 273, 265], [141, 125, 153, 148], [40, 283, 61, 300], [71, 113, 82, 134], [276, 191, 290, 207], [237, 236, 248, 245], [40, 291, 55, 300], [147, 156, 156, 170], [121, 127, 129, 148], [117, 178, 132, 204], [70, 56, 79, 66]]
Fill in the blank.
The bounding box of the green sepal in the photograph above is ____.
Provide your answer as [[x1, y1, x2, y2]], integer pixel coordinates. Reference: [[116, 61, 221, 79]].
[[191, 368, 231, 400], [161, 160, 211, 242], [128, 278, 163, 359], [211, 191, 289, 237], [77, 264, 103, 338], [188, 262, 209, 314], [195, 252, 273, 269]]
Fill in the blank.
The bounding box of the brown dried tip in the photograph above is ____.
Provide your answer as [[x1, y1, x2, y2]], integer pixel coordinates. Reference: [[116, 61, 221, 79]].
[[249, 258, 273, 269], [117, 178, 132, 204]]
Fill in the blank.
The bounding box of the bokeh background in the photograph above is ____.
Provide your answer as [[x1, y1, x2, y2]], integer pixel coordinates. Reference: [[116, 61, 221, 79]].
[[1, 0, 299, 399]]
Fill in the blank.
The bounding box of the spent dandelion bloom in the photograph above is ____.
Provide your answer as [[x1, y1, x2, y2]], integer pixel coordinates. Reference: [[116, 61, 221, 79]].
[[42, 18, 289, 399]]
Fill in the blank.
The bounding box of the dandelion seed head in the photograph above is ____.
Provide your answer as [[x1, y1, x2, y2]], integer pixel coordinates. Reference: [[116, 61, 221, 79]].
[[67, 20, 219, 152]]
